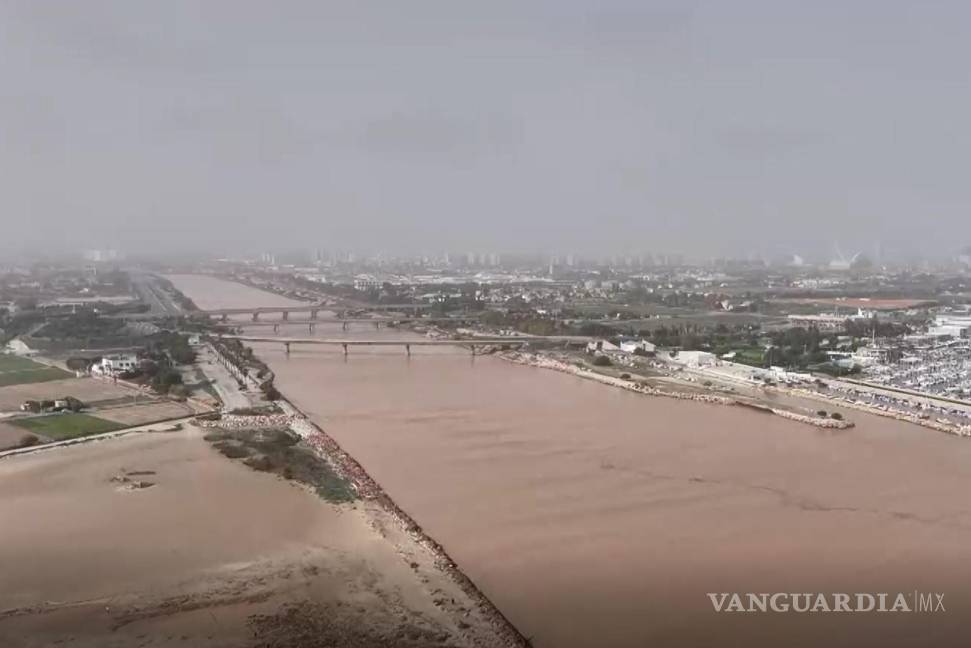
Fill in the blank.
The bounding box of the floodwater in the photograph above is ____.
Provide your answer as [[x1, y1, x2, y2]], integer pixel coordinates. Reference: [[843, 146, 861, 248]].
[[169, 274, 971, 648]]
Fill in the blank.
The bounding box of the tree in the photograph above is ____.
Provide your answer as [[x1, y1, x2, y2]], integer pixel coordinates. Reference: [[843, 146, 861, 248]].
[[592, 355, 612, 367], [66, 357, 95, 372], [168, 384, 189, 400], [152, 368, 183, 394]]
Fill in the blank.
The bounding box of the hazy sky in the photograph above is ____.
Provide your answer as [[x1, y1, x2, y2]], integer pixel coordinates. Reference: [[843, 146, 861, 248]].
[[1, 1, 969, 260]]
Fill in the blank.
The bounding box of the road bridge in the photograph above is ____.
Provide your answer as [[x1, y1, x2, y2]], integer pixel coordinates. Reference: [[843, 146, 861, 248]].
[[218, 334, 592, 356], [198, 303, 443, 322], [213, 315, 481, 333]]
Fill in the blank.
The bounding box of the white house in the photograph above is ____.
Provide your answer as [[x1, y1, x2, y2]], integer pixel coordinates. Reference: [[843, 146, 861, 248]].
[[3, 338, 36, 356], [92, 353, 138, 376], [619, 339, 656, 354]]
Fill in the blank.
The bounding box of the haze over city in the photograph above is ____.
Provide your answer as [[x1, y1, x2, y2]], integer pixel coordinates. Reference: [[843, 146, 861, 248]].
[[2, 1, 970, 259]]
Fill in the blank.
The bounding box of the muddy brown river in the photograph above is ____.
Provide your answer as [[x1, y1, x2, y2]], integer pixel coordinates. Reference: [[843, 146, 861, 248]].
[[170, 274, 971, 648]]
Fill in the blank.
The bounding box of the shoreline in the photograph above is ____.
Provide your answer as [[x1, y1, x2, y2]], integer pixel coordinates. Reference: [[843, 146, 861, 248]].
[[0, 416, 194, 460], [0, 405, 526, 648], [276, 398, 530, 648], [499, 349, 971, 438], [497, 350, 855, 430], [782, 384, 971, 437]]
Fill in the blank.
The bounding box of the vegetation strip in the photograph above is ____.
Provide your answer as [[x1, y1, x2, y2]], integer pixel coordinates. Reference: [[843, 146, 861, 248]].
[[10, 413, 125, 440]]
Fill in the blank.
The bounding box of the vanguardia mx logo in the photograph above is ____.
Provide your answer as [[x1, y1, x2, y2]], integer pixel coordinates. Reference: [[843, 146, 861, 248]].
[[707, 592, 946, 613]]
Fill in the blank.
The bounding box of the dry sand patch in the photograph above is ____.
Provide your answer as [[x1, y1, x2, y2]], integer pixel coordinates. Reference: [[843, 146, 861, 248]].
[[96, 401, 195, 426], [0, 422, 29, 450]]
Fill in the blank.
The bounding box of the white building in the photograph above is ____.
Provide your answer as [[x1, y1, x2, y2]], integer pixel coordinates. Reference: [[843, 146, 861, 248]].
[[671, 350, 717, 367], [92, 353, 138, 376], [587, 339, 621, 353], [619, 339, 656, 354], [4, 338, 36, 356], [927, 314, 971, 338], [353, 275, 382, 291]]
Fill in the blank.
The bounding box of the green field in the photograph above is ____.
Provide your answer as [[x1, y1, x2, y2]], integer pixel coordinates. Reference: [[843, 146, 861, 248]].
[[0, 355, 71, 387], [11, 414, 124, 441]]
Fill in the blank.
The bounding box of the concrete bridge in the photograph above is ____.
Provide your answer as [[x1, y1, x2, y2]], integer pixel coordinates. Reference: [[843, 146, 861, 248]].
[[218, 334, 592, 356], [198, 303, 446, 322], [213, 316, 481, 334]]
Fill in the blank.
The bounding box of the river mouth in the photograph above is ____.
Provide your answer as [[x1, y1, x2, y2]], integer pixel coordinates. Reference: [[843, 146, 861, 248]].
[[169, 273, 971, 648]]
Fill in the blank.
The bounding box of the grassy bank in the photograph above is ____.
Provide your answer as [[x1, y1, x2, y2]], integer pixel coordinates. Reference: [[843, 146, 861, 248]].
[[0, 356, 71, 387], [204, 427, 356, 503], [11, 413, 125, 440]]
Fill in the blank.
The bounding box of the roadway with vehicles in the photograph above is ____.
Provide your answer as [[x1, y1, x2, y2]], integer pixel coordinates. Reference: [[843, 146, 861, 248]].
[[129, 273, 184, 317]]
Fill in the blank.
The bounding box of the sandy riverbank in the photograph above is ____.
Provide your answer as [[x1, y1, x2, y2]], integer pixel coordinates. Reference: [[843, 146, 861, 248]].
[[0, 428, 515, 647]]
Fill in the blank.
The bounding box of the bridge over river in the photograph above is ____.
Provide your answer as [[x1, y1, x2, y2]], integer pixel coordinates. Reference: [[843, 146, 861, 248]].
[[197, 303, 445, 321], [218, 334, 593, 356], [212, 315, 481, 333]]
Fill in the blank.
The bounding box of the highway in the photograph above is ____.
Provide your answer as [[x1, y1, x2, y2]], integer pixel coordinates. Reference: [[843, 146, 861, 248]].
[[212, 316, 481, 328], [130, 273, 183, 317]]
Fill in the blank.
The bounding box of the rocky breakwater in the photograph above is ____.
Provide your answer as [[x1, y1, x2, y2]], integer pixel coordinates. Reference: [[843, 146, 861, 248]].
[[501, 351, 855, 430], [770, 408, 853, 428], [194, 413, 293, 430]]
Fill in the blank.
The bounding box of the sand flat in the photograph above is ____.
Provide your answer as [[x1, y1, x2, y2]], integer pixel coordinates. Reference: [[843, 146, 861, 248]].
[[0, 422, 28, 450], [0, 429, 505, 647]]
